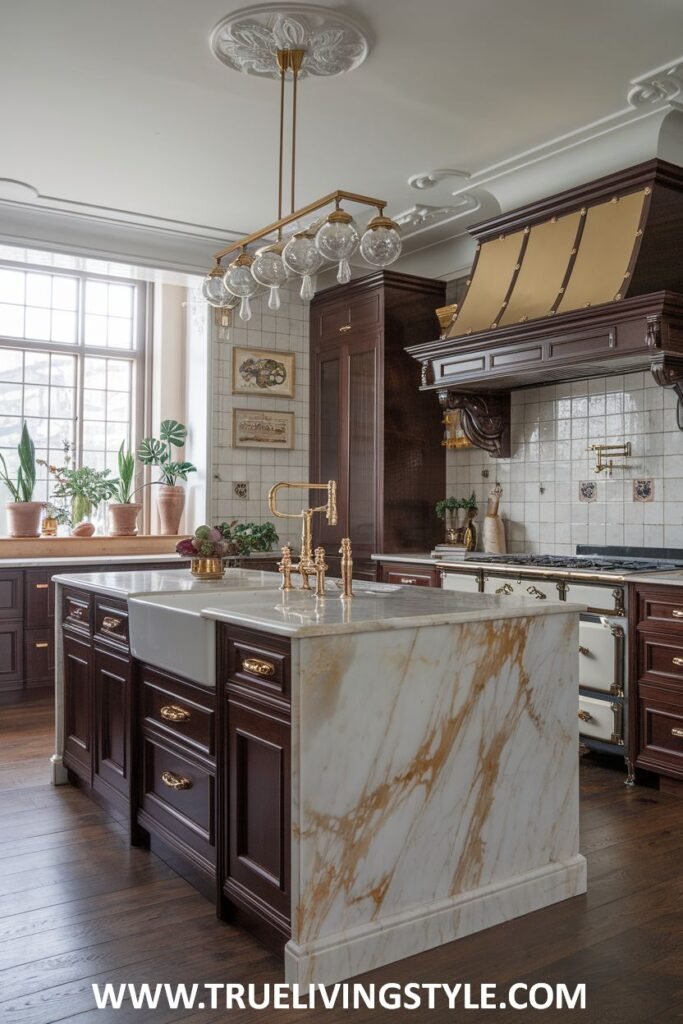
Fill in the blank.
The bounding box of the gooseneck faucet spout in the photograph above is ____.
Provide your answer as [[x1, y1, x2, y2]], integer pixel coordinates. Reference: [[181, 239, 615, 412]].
[[268, 480, 337, 593]]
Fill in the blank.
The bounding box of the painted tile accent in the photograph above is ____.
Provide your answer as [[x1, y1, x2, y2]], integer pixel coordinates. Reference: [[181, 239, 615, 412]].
[[633, 478, 654, 502]]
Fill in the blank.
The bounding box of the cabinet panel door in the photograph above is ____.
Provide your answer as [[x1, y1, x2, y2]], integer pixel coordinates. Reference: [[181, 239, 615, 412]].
[[0, 621, 23, 690], [24, 628, 55, 688], [0, 572, 22, 620], [347, 338, 378, 553], [24, 569, 56, 628], [312, 347, 343, 547], [63, 632, 92, 781], [93, 645, 130, 801], [226, 699, 290, 926]]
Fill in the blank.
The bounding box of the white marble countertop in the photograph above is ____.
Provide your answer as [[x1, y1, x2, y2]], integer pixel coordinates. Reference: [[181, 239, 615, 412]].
[[627, 570, 683, 586], [201, 586, 579, 637], [0, 552, 187, 568], [53, 567, 282, 598], [371, 553, 436, 565]]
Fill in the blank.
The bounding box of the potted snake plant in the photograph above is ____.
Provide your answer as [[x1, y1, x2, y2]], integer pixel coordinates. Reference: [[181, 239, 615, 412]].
[[108, 443, 143, 536], [138, 420, 196, 535], [0, 422, 42, 538]]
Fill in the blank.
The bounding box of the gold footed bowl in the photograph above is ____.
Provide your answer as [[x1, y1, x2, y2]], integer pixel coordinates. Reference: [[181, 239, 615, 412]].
[[190, 557, 225, 580]]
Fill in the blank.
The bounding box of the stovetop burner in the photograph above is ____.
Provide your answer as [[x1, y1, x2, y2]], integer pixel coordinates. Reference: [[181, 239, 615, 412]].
[[462, 553, 683, 573]]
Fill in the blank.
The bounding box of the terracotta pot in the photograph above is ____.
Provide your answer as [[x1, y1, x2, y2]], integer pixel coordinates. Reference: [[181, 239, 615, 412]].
[[157, 485, 185, 535], [109, 502, 142, 537], [5, 502, 43, 538]]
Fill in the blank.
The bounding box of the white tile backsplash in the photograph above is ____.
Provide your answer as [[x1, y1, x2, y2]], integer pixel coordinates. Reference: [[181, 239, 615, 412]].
[[446, 371, 683, 554]]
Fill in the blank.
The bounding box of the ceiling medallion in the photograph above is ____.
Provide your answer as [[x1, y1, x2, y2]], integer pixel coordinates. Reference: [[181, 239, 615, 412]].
[[210, 3, 370, 78], [203, 13, 402, 321]]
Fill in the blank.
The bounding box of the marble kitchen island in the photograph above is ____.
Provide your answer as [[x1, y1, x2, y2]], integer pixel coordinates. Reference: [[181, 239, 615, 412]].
[[52, 569, 585, 986]]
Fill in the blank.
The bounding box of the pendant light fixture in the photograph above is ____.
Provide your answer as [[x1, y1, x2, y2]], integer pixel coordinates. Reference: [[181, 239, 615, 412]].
[[202, 6, 402, 321]]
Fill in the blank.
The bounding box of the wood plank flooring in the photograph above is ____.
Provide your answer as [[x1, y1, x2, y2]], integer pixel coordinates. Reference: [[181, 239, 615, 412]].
[[1, 698, 682, 1022]]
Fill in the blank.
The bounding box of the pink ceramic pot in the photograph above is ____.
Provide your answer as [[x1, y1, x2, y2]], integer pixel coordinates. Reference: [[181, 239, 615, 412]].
[[5, 502, 43, 538], [108, 502, 142, 537], [157, 485, 185, 535]]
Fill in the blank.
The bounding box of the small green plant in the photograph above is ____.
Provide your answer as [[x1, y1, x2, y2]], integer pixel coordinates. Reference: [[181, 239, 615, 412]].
[[222, 521, 279, 553], [51, 466, 116, 524], [435, 492, 478, 519], [138, 420, 196, 485], [0, 422, 37, 502], [109, 443, 137, 504]]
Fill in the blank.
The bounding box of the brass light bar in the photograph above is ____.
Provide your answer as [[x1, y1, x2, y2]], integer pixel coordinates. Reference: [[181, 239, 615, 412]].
[[213, 189, 386, 263]]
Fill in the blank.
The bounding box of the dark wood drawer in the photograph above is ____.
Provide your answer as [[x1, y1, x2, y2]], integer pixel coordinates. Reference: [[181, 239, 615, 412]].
[[24, 569, 56, 627], [94, 597, 129, 649], [636, 586, 683, 631], [142, 667, 215, 758], [0, 620, 23, 690], [24, 628, 54, 685], [0, 572, 23, 620], [638, 633, 683, 690], [636, 683, 683, 779], [225, 627, 290, 705], [63, 589, 92, 634], [380, 565, 439, 587], [140, 736, 215, 867]]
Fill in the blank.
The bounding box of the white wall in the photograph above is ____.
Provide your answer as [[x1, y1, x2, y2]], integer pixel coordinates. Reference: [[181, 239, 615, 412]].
[[446, 371, 683, 554], [210, 283, 310, 548]]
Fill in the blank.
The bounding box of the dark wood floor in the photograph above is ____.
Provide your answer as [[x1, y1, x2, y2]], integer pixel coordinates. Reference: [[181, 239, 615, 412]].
[[1, 699, 683, 1023]]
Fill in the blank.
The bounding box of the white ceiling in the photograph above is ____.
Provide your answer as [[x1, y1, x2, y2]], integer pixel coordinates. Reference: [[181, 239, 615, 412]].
[[1, 0, 682, 245]]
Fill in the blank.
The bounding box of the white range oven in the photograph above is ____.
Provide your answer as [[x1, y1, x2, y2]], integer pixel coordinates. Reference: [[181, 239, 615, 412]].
[[439, 552, 683, 785]]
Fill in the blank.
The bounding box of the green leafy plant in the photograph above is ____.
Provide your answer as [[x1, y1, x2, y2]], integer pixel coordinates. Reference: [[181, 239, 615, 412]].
[[109, 443, 138, 504], [435, 492, 478, 519], [138, 420, 196, 485], [221, 521, 279, 553], [51, 466, 116, 524], [0, 422, 37, 502]]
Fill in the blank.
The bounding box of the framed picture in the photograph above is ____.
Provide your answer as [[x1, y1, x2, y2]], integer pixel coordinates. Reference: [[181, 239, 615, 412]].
[[232, 346, 295, 398], [232, 408, 295, 449]]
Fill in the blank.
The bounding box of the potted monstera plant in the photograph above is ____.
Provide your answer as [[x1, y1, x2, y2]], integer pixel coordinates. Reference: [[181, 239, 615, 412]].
[[138, 420, 196, 535], [0, 422, 42, 538]]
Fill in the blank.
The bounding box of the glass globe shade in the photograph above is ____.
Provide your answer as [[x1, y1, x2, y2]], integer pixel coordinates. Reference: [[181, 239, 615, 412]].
[[283, 231, 325, 278], [315, 211, 359, 261], [202, 270, 234, 308], [359, 215, 402, 268], [251, 243, 289, 312], [223, 254, 259, 298]]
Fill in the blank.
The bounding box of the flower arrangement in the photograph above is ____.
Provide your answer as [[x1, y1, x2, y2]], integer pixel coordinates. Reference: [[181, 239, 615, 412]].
[[176, 524, 241, 559]]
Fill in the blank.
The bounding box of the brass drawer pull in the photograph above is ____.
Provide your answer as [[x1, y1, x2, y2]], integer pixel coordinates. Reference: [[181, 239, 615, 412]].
[[673, 657, 683, 667], [242, 656, 275, 678], [69, 606, 84, 619], [34, 583, 49, 590], [673, 610, 683, 618], [579, 645, 590, 656], [34, 641, 49, 649], [160, 704, 191, 723], [496, 583, 514, 595], [671, 728, 683, 739], [578, 710, 593, 723], [526, 585, 547, 600], [399, 577, 418, 585], [161, 770, 192, 791], [101, 615, 123, 633], [339, 324, 352, 333]]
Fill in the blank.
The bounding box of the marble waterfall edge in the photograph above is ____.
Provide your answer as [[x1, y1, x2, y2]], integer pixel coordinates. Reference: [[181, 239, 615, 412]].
[[286, 611, 585, 985]]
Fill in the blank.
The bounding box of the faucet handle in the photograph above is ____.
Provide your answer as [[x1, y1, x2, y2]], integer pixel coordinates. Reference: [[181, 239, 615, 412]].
[[327, 480, 338, 526]]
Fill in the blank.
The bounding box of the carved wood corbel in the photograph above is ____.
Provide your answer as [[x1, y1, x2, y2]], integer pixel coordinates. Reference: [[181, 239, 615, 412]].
[[650, 352, 683, 430], [438, 390, 511, 458]]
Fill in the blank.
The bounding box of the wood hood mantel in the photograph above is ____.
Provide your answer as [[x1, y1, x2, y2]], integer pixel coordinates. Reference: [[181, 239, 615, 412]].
[[407, 160, 683, 456]]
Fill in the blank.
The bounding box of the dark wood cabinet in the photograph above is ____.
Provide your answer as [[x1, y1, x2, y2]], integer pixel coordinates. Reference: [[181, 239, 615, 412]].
[[632, 583, 683, 786], [63, 630, 93, 782], [218, 623, 292, 951], [310, 271, 446, 565], [0, 571, 22, 619], [377, 562, 440, 587], [93, 645, 130, 806]]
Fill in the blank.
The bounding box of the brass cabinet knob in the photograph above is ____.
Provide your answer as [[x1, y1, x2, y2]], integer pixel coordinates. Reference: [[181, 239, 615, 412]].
[[673, 657, 683, 668], [242, 657, 275, 678], [160, 704, 191, 723], [578, 645, 590, 656], [101, 615, 123, 633], [339, 324, 352, 333], [161, 770, 192, 790], [578, 710, 593, 723], [673, 610, 683, 618], [34, 641, 49, 649], [496, 583, 514, 595], [672, 727, 683, 739], [399, 577, 418, 585], [526, 585, 547, 600], [34, 583, 49, 590], [70, 605, 84, 618]]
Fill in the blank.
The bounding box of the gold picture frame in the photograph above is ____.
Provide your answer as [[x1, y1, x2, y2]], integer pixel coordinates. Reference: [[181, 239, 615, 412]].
[[232, 408, 295, 449], [232, 346, 295, 398]]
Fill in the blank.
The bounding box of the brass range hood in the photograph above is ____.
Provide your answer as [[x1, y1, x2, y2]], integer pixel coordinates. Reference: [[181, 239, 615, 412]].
[[407, 159, 683, 456]]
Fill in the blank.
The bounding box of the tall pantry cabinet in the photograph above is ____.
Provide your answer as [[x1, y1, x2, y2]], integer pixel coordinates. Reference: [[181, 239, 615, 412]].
[[310, 271, 446, 577]]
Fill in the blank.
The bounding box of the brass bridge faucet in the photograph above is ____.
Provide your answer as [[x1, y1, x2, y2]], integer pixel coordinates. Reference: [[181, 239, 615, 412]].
[[268, 480, 338, 596]]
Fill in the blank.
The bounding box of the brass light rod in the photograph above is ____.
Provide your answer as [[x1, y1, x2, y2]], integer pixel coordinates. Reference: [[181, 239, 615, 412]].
[[213, 189, 387, 263]]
